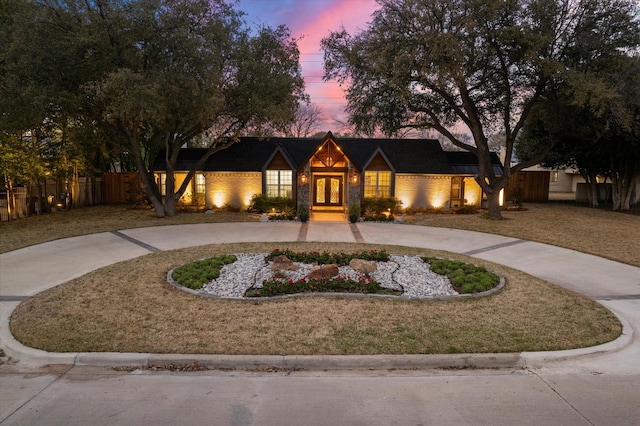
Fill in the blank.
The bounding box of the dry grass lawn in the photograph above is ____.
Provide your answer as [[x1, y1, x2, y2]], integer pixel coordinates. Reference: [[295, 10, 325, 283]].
[[5, 202, 635, 355], [10, 242, 621, 355]]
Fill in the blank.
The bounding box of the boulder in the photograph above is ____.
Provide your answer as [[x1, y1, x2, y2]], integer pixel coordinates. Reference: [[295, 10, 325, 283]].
[[308, 264, 339, 280], [349, 258, 377, 274], [271, 255, 299, 272]]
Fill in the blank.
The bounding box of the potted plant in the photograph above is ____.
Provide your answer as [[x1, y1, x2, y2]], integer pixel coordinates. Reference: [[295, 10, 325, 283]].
[[297, 203, 309, 223], [348, 202, 360, 223]]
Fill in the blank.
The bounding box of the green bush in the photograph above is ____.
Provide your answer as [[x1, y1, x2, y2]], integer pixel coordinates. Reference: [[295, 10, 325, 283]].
[[453, 205, 479, 215], [248, 194, 295, 213], [266, 248, 390, 266], [268, 206, 295, 221], [361, 197, 403, 214], [423, 257, 500, 294], [297, 203, 309, 216], [348, 202, 361, 217], [172, 254, 237, 290], [245, 274, 402, 297]]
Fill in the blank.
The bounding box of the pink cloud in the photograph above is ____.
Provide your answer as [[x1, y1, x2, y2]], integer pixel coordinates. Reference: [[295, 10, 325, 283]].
[[238, 0, 379, 131], [289, 1, 380, 130]]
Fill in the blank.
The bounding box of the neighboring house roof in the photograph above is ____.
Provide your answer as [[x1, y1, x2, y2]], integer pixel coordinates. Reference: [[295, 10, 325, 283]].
[[445, 151, 504, 176], [152, 134, 503, 175]]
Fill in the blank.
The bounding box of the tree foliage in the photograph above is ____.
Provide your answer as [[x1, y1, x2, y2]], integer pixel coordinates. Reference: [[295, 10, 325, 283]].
[[1, 0, 306, 217], [518, 56, 640, 210], [322, 0, 639, 218]]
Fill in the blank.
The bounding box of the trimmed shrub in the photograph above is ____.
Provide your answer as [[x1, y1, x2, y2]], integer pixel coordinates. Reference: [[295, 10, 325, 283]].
[[172, 254, 237, 290], [266, 248, 390, 266], [423, 257, 500, 294], [245, 274, 403, 297], [361, 197, 403, 214], [248, 194, 294, 213]]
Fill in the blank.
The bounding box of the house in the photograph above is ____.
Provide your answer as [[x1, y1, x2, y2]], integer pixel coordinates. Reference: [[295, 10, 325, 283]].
[[152, 132, 504, 212]]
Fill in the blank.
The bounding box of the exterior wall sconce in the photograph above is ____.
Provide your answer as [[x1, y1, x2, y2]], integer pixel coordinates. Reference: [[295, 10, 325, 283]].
[[300, 172, 307, 184], [351, 173, 359, 185]]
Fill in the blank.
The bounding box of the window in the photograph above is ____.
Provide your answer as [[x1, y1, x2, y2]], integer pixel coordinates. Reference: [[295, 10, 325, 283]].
[[550, 171, 559, 183], [451, 177, 462, 199], [195, 174, 205, 195], [364, 171, 391, 198], [265, 170, 292, 198]]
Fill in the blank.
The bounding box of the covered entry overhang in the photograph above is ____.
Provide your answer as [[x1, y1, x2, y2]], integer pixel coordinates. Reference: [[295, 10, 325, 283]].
[[303, 136, 359, 212]]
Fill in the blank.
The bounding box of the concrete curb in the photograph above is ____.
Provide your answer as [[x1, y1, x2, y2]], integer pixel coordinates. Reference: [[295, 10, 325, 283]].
[[1, 302, 78, 366]]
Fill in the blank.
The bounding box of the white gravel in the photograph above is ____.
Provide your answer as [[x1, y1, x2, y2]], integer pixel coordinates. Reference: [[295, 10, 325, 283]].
[[199, 254, 458, 299]]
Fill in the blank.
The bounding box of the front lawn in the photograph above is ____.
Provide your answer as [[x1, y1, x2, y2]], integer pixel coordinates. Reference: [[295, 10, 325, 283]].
[[10, 242, 621, 355]]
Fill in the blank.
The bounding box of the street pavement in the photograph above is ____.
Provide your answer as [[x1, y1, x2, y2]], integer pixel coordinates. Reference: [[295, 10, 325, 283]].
[[1, 220, 639, 425]]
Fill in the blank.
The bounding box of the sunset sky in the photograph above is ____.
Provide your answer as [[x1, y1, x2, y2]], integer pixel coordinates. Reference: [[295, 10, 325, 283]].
[[236, 0, 380, 131]]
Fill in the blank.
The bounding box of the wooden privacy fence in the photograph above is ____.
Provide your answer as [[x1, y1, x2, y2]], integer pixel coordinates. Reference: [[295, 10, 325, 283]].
[[505, 171, 550, 203], [102, 172, 143, 204], [0, 187, 28, 222]]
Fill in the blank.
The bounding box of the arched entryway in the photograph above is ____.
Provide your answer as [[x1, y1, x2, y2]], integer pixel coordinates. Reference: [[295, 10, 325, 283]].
[[308, 138, 350, 216]]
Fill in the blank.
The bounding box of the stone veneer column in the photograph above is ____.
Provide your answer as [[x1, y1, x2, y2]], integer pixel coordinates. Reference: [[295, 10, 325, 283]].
[[297, 165, 311, 208], [347, 167, 361, 206]]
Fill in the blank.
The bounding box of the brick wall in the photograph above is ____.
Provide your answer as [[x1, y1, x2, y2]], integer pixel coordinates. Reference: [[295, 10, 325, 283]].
[[395, 175, 452, 209], [205, 172, 262, 209]]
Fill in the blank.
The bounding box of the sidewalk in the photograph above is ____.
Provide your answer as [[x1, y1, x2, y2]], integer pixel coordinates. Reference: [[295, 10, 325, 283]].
[[1, 221, 638, 372]]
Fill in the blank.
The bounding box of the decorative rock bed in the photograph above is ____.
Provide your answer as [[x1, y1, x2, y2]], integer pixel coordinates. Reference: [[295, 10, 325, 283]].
[[168, 254, 505, 300]]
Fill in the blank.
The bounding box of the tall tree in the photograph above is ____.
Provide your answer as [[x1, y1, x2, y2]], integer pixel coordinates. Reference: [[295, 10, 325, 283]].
[[285, 103, 326, 137], [1, 0, 119, 212], [33, 0, 305, 217], [518, 39, 640, 210], [322, 0, 639, 218]]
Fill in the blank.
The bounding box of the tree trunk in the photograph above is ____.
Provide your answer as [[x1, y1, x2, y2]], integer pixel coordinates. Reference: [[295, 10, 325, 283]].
[[42, 178, 50, 213], [610, 152, 636, 211], [35, 180, 42, 214], [587, 173, 599, 209], [612, 172, 633, 211], [125, 132, 167, 217], [71, 166, 80, 208], [4, 175, 14, 221], [141, 172, 166, 217], [163, 167, 178, 217], [485, 190, 503, 220]]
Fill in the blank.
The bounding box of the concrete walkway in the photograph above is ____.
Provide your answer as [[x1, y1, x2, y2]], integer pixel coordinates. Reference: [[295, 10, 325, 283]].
[[1, 221, 639, 373]]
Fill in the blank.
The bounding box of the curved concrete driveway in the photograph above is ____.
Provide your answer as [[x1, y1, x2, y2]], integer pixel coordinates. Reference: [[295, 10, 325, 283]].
[[1, 221, 639, 373]]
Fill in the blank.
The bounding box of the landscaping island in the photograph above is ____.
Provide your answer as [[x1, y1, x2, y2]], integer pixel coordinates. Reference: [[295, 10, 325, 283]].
[[169, 249, 502, 299]]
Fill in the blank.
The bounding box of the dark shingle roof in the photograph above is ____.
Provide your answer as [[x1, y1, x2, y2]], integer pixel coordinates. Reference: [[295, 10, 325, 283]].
[[336, 138, 450, 173], [152, 134, 502, 175], [445, 151, 503, 175]]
